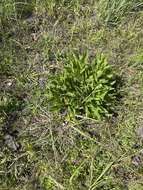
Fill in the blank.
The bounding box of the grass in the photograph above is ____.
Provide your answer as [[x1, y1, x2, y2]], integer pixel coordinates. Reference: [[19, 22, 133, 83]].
[[0, 0, 143, 189], [97, 0, 143, 26]]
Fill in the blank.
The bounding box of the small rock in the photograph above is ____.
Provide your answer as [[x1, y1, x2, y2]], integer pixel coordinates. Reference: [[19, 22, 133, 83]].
[[131, 155, 141, 166], [24, 15, 35, 24], [136, 127, 143, 139], [139, 149, 143, 155], [7, 80, 13, 87], [39, 77, 46, 88], [4, 134, 19, 151]]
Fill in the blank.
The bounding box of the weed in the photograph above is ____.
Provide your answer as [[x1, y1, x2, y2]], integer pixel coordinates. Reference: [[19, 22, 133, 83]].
[[47, 53, 117, 120]]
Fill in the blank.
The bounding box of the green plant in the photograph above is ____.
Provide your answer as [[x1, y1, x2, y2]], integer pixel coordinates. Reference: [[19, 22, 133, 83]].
[[0, 94, 20, 114], [0, 0, 15, 20], [131, 50, 143, 67], [47, 53, 117, 120], [97, 0, 143, 26]]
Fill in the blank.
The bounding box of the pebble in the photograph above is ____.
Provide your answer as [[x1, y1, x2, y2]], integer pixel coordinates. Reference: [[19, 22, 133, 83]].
[[136, 127, 143, 139], [4, 134, 19, 151]]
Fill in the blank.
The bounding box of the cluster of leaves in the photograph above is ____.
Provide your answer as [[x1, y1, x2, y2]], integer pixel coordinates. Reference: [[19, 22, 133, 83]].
[[47, 53, 117, 120]]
